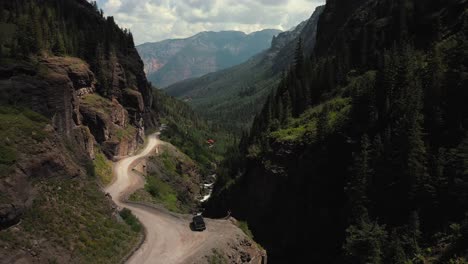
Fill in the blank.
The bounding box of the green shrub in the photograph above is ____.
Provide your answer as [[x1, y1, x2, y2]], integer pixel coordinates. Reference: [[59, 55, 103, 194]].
[[237, 221, 254, 239], [207, 249, 227, 264], [119, 208, 142, 233], [145, 176, 180, 212], [20, 178, 140, 263], [0, 145, 16, 165], [94, 152, 113, 185]]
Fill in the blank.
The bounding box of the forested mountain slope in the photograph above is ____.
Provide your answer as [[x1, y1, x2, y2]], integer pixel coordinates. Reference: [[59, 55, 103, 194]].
[[0, 0, 157, 262], [137, 29, 281, 88], [165, 6, 324, 132], [207, 0, 468, 263], [152, 89, 235, 172]]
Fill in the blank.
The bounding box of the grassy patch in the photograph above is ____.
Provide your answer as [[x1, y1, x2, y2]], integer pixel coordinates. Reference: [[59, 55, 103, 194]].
[[82, 93, 109, 107], [81, 94, 113, 115], [115, 125, 136, 141], [0, 106, 48, 143], [237, 221, 254, 239], [129, 144, 199, 214], [20, 178, 141, 263], [94, 151, 113, 185], [0, 106, 49, 177], [144, 176, 180, 213], [119, 208, 142, 233], [207, 249, 227, 264], [160, 151, 178, 176], [268, 73, 377, 144], [270, 97, 351, 144]]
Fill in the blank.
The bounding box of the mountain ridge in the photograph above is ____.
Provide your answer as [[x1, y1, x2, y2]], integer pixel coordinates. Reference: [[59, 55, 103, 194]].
[[137, 29, 281, 88], [139, 29, 282, 46], [165, 6, 325, 131]]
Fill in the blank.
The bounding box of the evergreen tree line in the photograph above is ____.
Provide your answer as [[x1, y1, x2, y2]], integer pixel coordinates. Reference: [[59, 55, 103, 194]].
[[0, 0, 137, 97], [208, 0, 468, 262], [152, 89, 236, 174]]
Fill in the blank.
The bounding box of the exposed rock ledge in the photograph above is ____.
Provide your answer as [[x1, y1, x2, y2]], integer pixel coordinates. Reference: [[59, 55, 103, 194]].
[[0, 56, 150, 230]]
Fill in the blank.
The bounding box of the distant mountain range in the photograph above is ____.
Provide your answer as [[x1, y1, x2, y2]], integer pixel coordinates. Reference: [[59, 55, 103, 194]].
[[165, 7, 324, 131], [136, 29, 281, 88]]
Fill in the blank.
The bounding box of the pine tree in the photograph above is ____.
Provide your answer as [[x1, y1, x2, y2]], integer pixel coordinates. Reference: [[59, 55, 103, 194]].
[[344, 219, 387, 264], [91, 1, 99, 12], [316, 106, 329, 141], [294, 80, 305, 115], [276, 96, 284, 124], [348, 134, 372, 222], [408, 211, 422, 254], [53, 31, 66, 55], [405, 68, 431, 203], [281, 91, 292, 125], [294, 37, 304, 79], [386, 230, 407, 264], [31, 4, 43, 53]]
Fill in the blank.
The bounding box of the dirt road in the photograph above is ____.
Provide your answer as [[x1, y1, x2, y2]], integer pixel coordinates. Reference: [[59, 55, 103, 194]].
[[105, 134, 253, 264]]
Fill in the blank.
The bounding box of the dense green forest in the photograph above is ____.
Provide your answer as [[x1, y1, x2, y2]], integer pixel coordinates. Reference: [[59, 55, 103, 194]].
[[152, 88, 235, 174], [207, 0, 468, 263], [0, 0, 148, 101]]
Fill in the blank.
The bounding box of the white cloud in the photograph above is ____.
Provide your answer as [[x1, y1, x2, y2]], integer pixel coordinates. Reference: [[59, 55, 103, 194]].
[[94, 0, 325, 45]]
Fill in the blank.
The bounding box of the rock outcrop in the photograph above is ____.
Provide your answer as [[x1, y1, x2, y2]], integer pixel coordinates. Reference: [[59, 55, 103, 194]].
[[0, 56, 147, 159], [0, 56, 150, 230], [0, 0, 159, 261]]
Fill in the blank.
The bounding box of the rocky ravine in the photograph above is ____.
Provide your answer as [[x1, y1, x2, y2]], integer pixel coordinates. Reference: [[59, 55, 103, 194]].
[[107, 134, 267, 264]]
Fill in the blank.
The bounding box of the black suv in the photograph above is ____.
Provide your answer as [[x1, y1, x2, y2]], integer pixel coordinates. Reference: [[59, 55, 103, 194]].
[[192, 215, 206, 231]]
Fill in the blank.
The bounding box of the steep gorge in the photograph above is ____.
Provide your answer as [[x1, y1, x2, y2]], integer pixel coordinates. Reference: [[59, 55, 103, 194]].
[[0, 0, 158, 262], [165, 6, 324, 131], [207, 0, 468, 263]]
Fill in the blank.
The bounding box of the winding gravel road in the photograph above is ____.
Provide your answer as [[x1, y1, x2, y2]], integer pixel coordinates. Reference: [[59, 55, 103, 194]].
[[105, 134, 241, 264]]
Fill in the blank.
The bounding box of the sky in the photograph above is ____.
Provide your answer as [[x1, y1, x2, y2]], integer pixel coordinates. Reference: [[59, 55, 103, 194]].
[[91, 0, 325, 45]]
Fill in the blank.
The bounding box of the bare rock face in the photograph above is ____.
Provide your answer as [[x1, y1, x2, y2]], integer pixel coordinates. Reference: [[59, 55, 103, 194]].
[[40, 57, 96, 133], [71, 126, 96, 159], [0, 204, 22, 230], [0, 57, 96, 137], [0, 56, 144, 159], [79, 93, 139, 159], [0, 56, 150, 230], [111, 61, 126, 100]]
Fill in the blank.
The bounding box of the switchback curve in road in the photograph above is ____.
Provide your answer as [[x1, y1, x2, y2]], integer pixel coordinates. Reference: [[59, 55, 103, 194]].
[[105, 134, 241, 264]]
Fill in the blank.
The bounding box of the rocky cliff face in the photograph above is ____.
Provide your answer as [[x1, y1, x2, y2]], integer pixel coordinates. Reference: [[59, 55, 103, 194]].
[[0, 0, 159, 261], [137, 29, 281, 88], [0, 6, 159, 232], [0, 57, 144, 159], [0, 55, 150, 230]]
